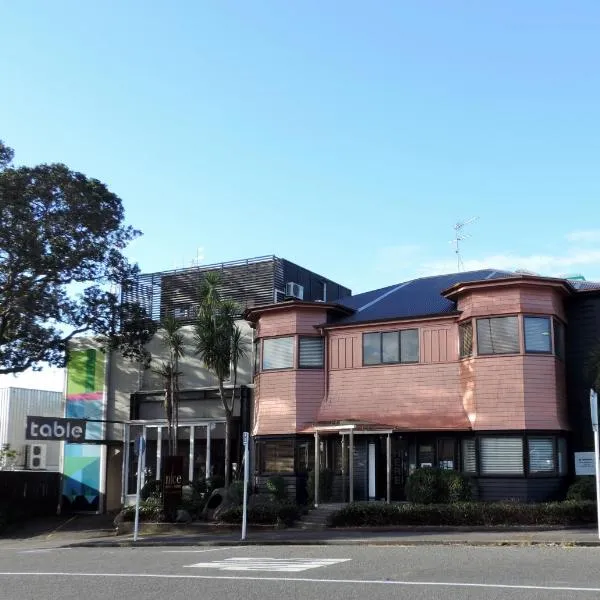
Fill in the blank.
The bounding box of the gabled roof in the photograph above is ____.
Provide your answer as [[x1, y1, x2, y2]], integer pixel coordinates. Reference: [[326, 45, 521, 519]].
[[332, 269, 515, 326]]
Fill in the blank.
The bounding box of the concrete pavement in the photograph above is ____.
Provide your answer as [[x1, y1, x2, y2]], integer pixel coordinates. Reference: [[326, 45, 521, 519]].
[[2, 514, 600, 549]]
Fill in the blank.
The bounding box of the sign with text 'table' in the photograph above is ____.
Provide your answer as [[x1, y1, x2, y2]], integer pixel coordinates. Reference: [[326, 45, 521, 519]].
[[26, 416, 87, 442]]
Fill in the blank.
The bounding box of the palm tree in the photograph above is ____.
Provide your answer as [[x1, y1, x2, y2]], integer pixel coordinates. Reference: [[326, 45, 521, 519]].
[[152, 315, 185, 455], [194, 272, 247, 486]]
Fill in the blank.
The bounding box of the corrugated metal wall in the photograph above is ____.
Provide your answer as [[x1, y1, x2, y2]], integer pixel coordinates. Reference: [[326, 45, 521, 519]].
[[0, 387, 64, 471]]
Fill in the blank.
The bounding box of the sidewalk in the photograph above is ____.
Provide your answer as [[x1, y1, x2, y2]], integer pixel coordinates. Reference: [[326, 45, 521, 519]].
[[2, 515, 599, 549]]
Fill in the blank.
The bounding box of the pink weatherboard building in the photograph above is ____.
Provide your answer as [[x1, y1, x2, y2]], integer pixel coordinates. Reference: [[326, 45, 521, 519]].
[[245, 270, 574, 504]]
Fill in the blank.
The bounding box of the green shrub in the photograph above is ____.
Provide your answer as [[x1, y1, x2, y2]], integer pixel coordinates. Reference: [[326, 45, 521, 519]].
[[227, 481, 251, 506], [140, 479, 162, 501], [121, 497, 166, 522], [566, 477, 596, 501], [266, 476, 287, 501], [405, 468, 471, 504], [327, 500, 597, 528], [218, 501, 301, 526], [208, 475, 225, 491]]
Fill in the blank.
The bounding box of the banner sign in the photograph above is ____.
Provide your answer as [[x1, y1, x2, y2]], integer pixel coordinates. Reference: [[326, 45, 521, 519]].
[[27, 416, 87, 442], [162, 455, 185, 516]]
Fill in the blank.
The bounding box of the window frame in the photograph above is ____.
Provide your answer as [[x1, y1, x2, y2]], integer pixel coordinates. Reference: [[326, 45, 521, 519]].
[[523, 315, 553, 355], [261, 336, 295, 371], [527, 436, 557, 476], [362, 329, 420, 366], [298, 336, 325, 369], [476, 315, 520, 356]]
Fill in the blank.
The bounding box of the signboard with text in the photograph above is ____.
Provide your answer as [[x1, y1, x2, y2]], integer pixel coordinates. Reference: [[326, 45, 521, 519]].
[[162, 455, 185, 516], [575, 452, 596, 476], [26, 416, 87, 442]]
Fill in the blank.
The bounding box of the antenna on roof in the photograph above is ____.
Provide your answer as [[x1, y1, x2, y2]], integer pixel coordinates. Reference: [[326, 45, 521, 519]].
[[452, 217, 479, 272]]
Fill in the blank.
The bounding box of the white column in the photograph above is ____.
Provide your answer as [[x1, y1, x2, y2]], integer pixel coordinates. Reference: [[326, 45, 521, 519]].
[[156, 427, 162, 480], [121, 424, 130, 504], [314, 431, 320, 507], [206, 423, 212, 480], [341, 434, 346, 503], [189, 425, 195, 482], [141, 426, 147, 489], [386, 433, 392, 504], [349, 429, 354, 503]]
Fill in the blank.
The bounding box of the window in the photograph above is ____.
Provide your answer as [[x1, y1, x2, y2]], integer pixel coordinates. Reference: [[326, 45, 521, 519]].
[[257, 440, 295, 473], [382, 331, 399, 363], [262, 337, 294, 370], [362, 329, 419, 365], [459, 321, 473, 358], [476, 316, 519, 355], [479, 437, 524, 475], [554, 319, 565, 360], [253, 340, 260, 376], [437, 439, 456, 470], [299, 337, 324, 368], [524, 316, 552, 353], [528, 437, 555, 474], [363, 332, 381, 365], [461, 439, 476, 473], [400, 329, 419, 362]]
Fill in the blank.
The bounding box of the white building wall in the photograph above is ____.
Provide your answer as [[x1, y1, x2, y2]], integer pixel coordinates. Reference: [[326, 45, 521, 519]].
[[0, 387, 64, 471], [107, 320, 254, 438]]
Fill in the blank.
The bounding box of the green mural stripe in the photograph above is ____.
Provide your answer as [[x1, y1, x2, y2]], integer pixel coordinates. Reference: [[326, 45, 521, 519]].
[[85, 349, 96, 393]]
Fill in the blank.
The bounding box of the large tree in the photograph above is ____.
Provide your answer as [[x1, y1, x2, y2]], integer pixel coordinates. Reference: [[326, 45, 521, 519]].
[[0, 139, 142, 374], [194, 272, 247, 486]]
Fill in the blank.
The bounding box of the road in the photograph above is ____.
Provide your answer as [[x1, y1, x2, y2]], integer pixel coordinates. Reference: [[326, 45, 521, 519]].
[[1, 543, 600, 600]]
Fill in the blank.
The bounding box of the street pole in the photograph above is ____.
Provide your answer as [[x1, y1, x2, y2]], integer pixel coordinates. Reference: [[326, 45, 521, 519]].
[[241, 432, 249, 541], [133, 434, 145, 543], [591, 390, 600, 541]]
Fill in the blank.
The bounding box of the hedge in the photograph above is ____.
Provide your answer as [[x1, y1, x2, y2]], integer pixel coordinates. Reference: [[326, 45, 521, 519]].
[[218, 502, 301, 526], [327, 501, 597, 528], [405, 468, 472, 504]]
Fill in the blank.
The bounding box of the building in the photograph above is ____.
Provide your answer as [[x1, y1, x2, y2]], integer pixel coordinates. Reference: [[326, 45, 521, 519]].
[[62, 255, 351, 513], [246, 270, 600, 504], [0, 387, 63, 471]]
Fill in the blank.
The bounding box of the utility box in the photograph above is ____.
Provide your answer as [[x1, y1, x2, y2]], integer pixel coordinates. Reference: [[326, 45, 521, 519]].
[[0, 387, 63, 471]]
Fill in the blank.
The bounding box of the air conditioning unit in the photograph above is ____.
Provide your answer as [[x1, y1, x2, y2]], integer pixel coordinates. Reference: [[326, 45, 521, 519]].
[[26, 443, 47, 470], [285, 282, 304, 300]]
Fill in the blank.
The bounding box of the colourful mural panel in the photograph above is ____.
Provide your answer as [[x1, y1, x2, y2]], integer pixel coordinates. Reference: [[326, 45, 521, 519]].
[[62, 347, 106, 512]]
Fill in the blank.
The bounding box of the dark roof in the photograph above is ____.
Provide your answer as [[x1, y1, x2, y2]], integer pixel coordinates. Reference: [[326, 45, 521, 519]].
[[333, 269, 515, 325], [567, 279, 600, 292]]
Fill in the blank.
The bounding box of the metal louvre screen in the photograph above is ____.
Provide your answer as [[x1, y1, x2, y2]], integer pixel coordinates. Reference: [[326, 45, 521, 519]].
[[524, 316, 551, 353], [262, 337, 294, 370], [476, 317, 519, 355], [299, 337, 324, 368], [461, 439, 476, 472], [480, 437, 524, 474], [528, 437, 554, 473], [459, 321, 473, 357]]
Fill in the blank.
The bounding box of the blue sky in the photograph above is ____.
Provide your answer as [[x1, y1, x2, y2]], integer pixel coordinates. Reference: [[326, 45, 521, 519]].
[[1, 1, 600, 389]]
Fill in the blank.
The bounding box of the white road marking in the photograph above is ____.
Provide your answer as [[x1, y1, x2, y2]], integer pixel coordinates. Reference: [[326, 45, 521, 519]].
[[163, 547, 233, 554], [0, 572, 599, 593], [186, 557, 350, 572]]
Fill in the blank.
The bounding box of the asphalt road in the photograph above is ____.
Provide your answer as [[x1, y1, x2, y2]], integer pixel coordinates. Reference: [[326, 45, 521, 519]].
[[1, 544, 600, 600]]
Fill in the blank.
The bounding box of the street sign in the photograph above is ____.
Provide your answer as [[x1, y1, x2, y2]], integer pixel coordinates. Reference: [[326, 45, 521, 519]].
[[26, 416, 87, 442]]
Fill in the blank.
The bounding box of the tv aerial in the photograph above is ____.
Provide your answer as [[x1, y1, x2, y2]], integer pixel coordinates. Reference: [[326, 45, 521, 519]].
[[452, 217, 479, 272]]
